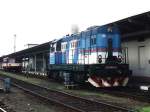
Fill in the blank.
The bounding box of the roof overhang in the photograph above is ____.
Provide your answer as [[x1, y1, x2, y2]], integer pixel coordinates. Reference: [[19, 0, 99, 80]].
[[112, 11, 150, 41]]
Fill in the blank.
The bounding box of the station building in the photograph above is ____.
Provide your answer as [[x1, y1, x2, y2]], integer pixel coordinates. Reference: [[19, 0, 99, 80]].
[[118, 12, 150, 83], [0, 42, 50, 76]]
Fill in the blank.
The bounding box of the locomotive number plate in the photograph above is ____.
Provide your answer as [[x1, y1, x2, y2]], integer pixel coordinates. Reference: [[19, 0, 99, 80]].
[[105, 66, 117, 69]]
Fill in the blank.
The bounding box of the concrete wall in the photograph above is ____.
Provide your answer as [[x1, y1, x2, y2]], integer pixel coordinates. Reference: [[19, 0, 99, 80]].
[[122, 37, 150, 77]]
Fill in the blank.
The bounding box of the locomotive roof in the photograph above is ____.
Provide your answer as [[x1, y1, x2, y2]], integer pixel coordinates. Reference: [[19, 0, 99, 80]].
[[61, 33, 80, 42], [61, 25, 120, 42]]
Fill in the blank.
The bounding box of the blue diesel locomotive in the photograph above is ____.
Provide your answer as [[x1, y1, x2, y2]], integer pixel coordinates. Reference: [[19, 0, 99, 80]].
[[48, 25, 131, 87]]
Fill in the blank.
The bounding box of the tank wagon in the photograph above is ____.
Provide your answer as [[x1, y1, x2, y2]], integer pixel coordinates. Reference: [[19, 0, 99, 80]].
[[48, 25, 132, 87]]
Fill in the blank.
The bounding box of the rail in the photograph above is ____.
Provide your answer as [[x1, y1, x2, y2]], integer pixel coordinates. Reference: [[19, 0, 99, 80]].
[[0, 108, 7, 112], [9, 77, 134, 112], [90, 87, 150, 103]]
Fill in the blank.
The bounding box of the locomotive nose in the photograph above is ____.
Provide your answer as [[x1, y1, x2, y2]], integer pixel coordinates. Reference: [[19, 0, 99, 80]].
[[88, 76, 129, 87]]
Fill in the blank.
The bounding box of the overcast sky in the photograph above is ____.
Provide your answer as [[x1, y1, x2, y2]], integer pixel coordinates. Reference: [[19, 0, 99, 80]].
[[0, 0, 149, 56]]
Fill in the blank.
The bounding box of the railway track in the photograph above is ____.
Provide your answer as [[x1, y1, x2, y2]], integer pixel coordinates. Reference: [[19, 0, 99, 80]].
[[0, 107, 7, 112], [1, 76, 134, 112], [93, 87, 150, 103], [1, 71, 149, 104], [0, 102, 15, 112], [0, 70, 48, 80]]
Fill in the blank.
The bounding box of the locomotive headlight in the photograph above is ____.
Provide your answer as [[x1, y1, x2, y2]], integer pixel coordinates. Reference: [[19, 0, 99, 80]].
[[98, 55, 102, 63], [118, 55, 122, 63]]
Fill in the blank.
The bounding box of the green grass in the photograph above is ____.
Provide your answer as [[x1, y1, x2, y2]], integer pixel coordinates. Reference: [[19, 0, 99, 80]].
[[137, 107, 150, 112], [64, 88, 113, 97], [0, 71, 65, 90]]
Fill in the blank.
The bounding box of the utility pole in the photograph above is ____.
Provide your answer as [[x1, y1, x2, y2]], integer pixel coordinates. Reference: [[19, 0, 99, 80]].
[[14, 34, 16, 53]]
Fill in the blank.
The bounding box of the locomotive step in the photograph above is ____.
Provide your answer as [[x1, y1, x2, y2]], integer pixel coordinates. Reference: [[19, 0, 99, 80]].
[[140, 85, 150, 91]]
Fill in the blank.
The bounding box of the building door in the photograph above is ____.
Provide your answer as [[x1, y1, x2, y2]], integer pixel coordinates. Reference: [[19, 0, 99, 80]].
[[138, 46, 146, 69]]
